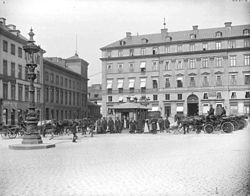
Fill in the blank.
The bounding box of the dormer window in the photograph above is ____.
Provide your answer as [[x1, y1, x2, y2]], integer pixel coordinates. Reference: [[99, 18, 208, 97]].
[[190, 34, 196, 39], [215, 31, 222, 38], [152, 47, 158, 55], [118, 50, 123, 57], [141, 38, 148, 44], [165, 36, 172, 42], [119, 40, 126, 46], [243, 29, 250, 36]]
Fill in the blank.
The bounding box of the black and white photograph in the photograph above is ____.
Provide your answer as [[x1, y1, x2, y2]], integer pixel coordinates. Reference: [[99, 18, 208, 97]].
[[0, 0, 250, 195]]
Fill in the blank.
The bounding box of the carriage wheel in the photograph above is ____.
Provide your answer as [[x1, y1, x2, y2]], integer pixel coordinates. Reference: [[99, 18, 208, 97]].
[[231, 120, 239, 131], [204, 123, 214, 134], [221, 122, 234, 133]]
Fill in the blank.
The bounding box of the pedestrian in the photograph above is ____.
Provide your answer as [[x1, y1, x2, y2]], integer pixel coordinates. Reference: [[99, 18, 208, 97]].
[[144, 119, 150, 133], [215, 104, 223, 117], [108, 117, 114, 133], [164, 116, 170, 133], [72, 121, 78, 142], [96, 118, 102, 134], [115, 117, 120, 133], [129, 118, 136, 133], [158, 117, 164, 133], [151, 118, 157, 134], [221, 107, 226, 116], [101, 117, 107, 134], [137, 118, 143, 133]]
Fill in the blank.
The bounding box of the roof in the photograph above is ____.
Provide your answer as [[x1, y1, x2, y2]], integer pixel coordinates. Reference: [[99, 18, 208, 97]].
[[101, 24, 250, 50], [110, 102, 150, 110]]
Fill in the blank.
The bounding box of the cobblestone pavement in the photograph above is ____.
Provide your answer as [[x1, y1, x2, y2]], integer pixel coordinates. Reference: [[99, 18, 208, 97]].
[[0, 126, 249, 196]]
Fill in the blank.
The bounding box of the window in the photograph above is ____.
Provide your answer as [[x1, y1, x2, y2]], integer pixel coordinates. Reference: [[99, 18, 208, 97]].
[[118, 50, 123, 57], [65, 91, 68, 105], [11, 43, 15, 55], [55, 75, 59, 85], [118, 63, 123, 72], [217, 92, 222, 99], [69, 80, 72, 88], [231, 92, 237, 99], [37, 88, 40, 103], [216, 75, 222, 86], [129, 49, 134, 56], [140, 61, 146, 72], [45, 71, 49, 81], [107, 64, 112, 72], [11, 84, 16, 100], [152, 61, 158, 71], [3, 60, 8, 75], [3, 40, 8, 52], [60, 77, 63, 86], [117, 79, 124, 90], [244, 75, 250, 85], [215, 31, 222, 38], [216, 41, 221, 49], [3, 83, 8, 99], [189, 59, 195, 69], [189, 77, 195, 87], [177, 77, 183, 88], [203, 76, 209, 86], [141, 48, 146, 55], [56, 88, 59, 104], [245, 91, 250, 98], [18, 65, 22, 79], [152, 47, 158, 55], [177, 60, 183, 70], [189, 44, 195, 51], [244, 55, 250, 66], [203, 93, 208, 99], [51, 88, 54, 103], [230, 75, 237, 85], [18, 84, 23, 101], [36, 55, 40, 64], [165, 61, 170, 70], [11, 62, 15, 77], [202, 42, 208, 50], [45, 87, 49, 102], [228, 40, 236, 48], [153, 95, 158, 101], [243, 29, 250, 36], [165, 78, 170, 88], [69, 91, 72, 105], [60, 90, 63, 104], [152, 79, 158, 89], [230, 56, 236, 66], [128, 79, 135, 90], [215, 57, 222, 67], [129, 63, 134, 72], [190, 34, 196, 39], [65, 78, 68, 88], [201, 58, 208, 68], [177, 45, 182, 52], [177, 94, 182, 100], [24, 85, 29, 101], [107, 50, 112, 57], [165, 46, 170, 53], [107, 80, 113, 89], [244, 39, 250, 47], [18, 47, 22, 58], [25, 67, 28, 80], [164, 93, 170, 100], [140, 78, 146, 93], [108, 96, 112, 102]]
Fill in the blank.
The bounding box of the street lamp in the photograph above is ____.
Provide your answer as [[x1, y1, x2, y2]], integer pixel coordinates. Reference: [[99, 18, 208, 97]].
[[21, 28, 42, 144]]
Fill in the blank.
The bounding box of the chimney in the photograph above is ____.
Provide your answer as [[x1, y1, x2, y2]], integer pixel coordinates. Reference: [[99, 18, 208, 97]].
[[193, 25, 198, 31], [0, 17, 6, 25], [6, 24, 16, 30], [161, 28, 168, 35], [126, 32, 132, 39], [224, 22, 232, 28]]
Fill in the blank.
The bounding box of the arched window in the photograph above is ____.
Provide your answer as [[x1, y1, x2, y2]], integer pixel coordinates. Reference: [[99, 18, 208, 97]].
[[141, 38, 148, 44], [119, 40, 126, 46], [190, 34, 196, 39], [243, 29, 250, 36], [215, 31, 222, 38], [165, 36, 172, 42]]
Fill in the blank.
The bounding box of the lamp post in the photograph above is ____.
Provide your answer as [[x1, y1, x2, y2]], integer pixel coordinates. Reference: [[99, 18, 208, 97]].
[[22, 28, 42, 144]]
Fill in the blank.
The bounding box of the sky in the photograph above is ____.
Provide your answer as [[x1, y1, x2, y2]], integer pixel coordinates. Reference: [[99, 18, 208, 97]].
[[0, 0, 249, 86]]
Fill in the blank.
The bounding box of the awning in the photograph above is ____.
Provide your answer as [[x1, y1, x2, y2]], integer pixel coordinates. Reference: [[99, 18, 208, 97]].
[[177, 77, 183, 80], [107, 80, 112, 89], [151, 106, 159, 111], [176, 106, 184, 112], [140, 78, 146, 88], [117, 79, 123, 89], [129, 79, 135, 88], [140, 62, 146, 68]]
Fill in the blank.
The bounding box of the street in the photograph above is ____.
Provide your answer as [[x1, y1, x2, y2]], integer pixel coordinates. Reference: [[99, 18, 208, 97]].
[[0, 126, 249, 196]]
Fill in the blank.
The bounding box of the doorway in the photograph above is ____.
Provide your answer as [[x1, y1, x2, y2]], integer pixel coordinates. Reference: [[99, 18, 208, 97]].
[[187, 94, 199, 116]]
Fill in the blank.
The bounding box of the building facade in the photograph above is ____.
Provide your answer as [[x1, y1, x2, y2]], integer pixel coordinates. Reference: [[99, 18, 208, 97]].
[[43, 54, 88, 120], [0, 17, 44, 125], [100, 22, 250, 118], [88, 83, 102, 113]]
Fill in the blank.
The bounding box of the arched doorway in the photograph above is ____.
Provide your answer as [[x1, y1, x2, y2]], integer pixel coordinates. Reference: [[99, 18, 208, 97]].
[[187, 94, 199, 116]]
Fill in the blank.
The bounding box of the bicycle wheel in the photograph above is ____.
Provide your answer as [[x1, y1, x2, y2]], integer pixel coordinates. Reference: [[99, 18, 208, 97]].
[[221, 122, 234, 133], [204, 123, 214, 134], [8, 129, 17, 139]]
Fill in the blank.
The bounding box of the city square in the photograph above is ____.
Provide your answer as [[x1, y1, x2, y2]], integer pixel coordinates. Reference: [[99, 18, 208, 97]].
[[0, 126, 249, 196]]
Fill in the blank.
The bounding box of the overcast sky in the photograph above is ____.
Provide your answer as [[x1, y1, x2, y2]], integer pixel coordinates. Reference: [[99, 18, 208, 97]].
[[1, 0, 249, 85]]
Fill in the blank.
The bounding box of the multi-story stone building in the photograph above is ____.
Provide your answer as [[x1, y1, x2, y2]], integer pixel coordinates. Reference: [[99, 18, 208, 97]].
[[0, 17, 44, 125], [43, 54, 88, 120], [100, 22, 250, 118]]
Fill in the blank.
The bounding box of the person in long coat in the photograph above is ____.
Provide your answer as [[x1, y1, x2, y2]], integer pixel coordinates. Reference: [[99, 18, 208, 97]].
[[129, 118, 137, 133], [96, 118, 102, 134], [137, 118, 143, 133], [164, 116, 170, 133], [108, 117, 114, 133], [151, 118, 157, 134], [101, 117, 107, 133], [115, 117, 120, 133]]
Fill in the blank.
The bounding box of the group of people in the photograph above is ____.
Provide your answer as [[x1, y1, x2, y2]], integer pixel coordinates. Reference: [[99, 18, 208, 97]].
[[207, 104, 226, 119]]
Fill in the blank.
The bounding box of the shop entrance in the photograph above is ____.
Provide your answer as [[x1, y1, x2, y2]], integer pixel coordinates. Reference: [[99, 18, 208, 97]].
[[187, 94, 199, 116]]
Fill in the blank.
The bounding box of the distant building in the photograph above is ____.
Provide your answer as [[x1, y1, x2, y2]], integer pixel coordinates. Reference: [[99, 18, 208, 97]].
[[88, 83, 102, 113], [43, 53, 88, 120], [100, 22, 250, 118], [87, 100, 101, 120], [0, 17, 44, 125]]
